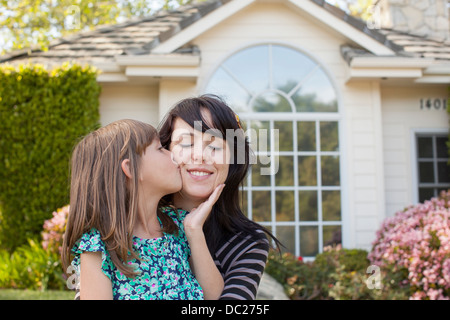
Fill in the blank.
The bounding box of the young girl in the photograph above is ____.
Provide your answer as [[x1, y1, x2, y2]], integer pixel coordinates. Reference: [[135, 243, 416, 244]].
[[61, 119, 224, 300]]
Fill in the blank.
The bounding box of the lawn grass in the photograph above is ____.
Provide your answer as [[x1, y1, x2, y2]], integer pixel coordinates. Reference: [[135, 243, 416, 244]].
[[0, 289, 75, 300]]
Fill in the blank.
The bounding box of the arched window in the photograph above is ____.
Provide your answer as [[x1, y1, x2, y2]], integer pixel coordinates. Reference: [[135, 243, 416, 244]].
[[205, 44, 342, 258]]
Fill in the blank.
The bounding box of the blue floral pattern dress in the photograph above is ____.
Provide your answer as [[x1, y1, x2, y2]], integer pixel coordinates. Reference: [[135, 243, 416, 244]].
[[71, 207, 204, 300]]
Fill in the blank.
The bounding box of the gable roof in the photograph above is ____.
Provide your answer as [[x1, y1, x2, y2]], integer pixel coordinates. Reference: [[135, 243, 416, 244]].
[[1, 0, 448, 70]]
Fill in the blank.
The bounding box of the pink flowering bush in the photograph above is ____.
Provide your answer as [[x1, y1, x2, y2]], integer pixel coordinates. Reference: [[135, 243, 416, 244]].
[[0, 205, 69, 290], [368, 190, 450, 300], [42, 205, 69, 255]]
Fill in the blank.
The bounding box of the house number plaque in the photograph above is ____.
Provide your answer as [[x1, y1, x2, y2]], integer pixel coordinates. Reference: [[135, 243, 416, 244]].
[[420, 98, 448, 110]]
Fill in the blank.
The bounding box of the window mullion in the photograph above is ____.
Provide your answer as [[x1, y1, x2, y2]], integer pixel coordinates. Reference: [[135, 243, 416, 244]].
[[316, 120, 324, 254], [270, 120, 276, 239], [293, 119, 300, 257]]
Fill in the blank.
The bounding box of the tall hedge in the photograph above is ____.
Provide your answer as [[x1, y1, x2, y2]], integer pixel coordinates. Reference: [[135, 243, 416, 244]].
[[0, 63, 101, 251]]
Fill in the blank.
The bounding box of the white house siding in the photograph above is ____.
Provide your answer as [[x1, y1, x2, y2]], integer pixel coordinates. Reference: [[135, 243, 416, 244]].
[[158, 79, 197, 122], [343, 81, 386, 250], [381, 84, 449, 216], [191, 2, 386, 250], [99, 83, 160, 127]]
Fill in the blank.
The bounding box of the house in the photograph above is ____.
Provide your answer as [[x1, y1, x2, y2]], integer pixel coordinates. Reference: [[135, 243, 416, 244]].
[[2, 0, 449, 258]]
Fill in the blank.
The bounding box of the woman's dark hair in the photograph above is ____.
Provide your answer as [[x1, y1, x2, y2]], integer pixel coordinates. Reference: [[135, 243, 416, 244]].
[[158, 94, 281, 254]]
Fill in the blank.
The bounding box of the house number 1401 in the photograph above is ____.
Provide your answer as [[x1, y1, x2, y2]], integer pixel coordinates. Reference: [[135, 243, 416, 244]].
[[420, 98, 447, 110]]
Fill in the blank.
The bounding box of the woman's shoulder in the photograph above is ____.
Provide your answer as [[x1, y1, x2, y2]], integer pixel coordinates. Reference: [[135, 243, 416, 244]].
[[218, 229, 269, 257], [215, 229, 270, 278]]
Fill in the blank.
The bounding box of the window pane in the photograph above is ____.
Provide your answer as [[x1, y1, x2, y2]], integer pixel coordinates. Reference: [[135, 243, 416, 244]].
[[204, 67, 250, 113], [322, 190, 341, 221], [249, 120, 270, 152], [252, 191, 271, 222], [298, 156, 317, 186], [299, 191, 318, 221], [292, 68, 337, 112], [438, 161, 450, 183], [276, 191, 295, 221], [436, 136, 449, 158], [419, 188, 435, 202], [321, 156, 340, 186], [252, 92, 292, 112], [300, 226, 318, 257], [222, 45, 269, 95], [320, 122, 339, 151], [417, 137, 433, 158], [419, 161, 434, 183], [275, 156, 294, 186], [298, 121, 316, 151], [240, 190, 248, 216], [274, 121, 293, 151], [277, 226, 295, 254], [272, 45, 317, 94], [323, 225, 342, 247], [252, 162, 271, 186]]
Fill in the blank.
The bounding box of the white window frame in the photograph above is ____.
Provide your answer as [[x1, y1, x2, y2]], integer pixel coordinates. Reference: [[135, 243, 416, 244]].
[[411, 128, 450, 204]]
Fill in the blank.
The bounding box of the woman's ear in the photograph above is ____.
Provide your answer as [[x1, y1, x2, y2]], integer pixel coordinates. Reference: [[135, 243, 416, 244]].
[[121, 159, 132, 179]]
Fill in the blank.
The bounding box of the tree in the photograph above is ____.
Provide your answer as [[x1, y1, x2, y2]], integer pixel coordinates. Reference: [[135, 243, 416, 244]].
[[0, 0, 205, 54], [326, 0, 375, 21]]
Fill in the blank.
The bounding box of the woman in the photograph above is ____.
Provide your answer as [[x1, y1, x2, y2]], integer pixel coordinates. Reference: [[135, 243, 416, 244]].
[[159, 95, 281, 300]]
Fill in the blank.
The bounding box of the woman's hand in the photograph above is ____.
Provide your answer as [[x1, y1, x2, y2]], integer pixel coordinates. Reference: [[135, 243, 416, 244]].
[[183, 184, 225, 236]]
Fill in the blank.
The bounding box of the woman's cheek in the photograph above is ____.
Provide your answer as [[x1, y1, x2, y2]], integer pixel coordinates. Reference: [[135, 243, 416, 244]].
[[172, 146, 190, 165]]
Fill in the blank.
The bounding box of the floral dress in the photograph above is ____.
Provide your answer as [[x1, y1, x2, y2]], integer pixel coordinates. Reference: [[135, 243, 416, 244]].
[[71, 207, 204, 300]]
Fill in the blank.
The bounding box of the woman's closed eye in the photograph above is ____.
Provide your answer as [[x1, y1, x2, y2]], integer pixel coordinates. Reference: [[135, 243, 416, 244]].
[[179, 143, 193, 148], [208, 145, 222, 151]]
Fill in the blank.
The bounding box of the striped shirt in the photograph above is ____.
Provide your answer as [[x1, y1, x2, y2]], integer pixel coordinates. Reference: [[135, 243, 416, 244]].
[[215, 229, 270, 300]]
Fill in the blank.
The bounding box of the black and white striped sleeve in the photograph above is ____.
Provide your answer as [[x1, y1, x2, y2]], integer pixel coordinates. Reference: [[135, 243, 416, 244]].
[[216, 231, 270, 300]]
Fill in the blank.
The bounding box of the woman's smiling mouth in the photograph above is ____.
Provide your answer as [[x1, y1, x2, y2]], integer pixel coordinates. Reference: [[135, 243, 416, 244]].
[[186, 168, 214, 180]]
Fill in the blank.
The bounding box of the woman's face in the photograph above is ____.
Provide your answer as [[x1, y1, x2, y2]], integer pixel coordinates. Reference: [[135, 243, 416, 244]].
[[170, 109, 230, 202], [139, 138, 182, 196]]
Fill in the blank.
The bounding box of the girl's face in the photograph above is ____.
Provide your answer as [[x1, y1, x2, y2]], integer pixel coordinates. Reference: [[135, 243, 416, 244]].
[[139, 138, 182, 196], [170, 109, 230, 202]]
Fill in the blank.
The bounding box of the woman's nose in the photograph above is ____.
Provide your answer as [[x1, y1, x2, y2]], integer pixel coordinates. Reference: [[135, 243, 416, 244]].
[[192, 143, 204, 164]]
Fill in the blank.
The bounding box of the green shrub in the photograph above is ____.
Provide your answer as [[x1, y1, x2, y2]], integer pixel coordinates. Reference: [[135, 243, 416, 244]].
[[0, 239, 65, 290], [314, 247, 369, 272], [265, 245, 410, 300], [265, 251, 332, 300], [0, 63, 101, 251]]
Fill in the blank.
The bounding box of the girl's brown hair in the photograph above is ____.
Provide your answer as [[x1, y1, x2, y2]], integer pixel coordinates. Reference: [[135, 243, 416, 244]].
[[62, 119, 177, 278]]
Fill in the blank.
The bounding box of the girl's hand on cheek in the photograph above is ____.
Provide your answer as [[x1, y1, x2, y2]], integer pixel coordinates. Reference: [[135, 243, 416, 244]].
[[183, 184, 225, 236]]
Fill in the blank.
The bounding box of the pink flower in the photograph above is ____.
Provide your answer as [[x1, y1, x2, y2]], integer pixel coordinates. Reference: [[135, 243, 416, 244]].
[[369, 190, 450, 300], [41, 205, 69, 254]]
